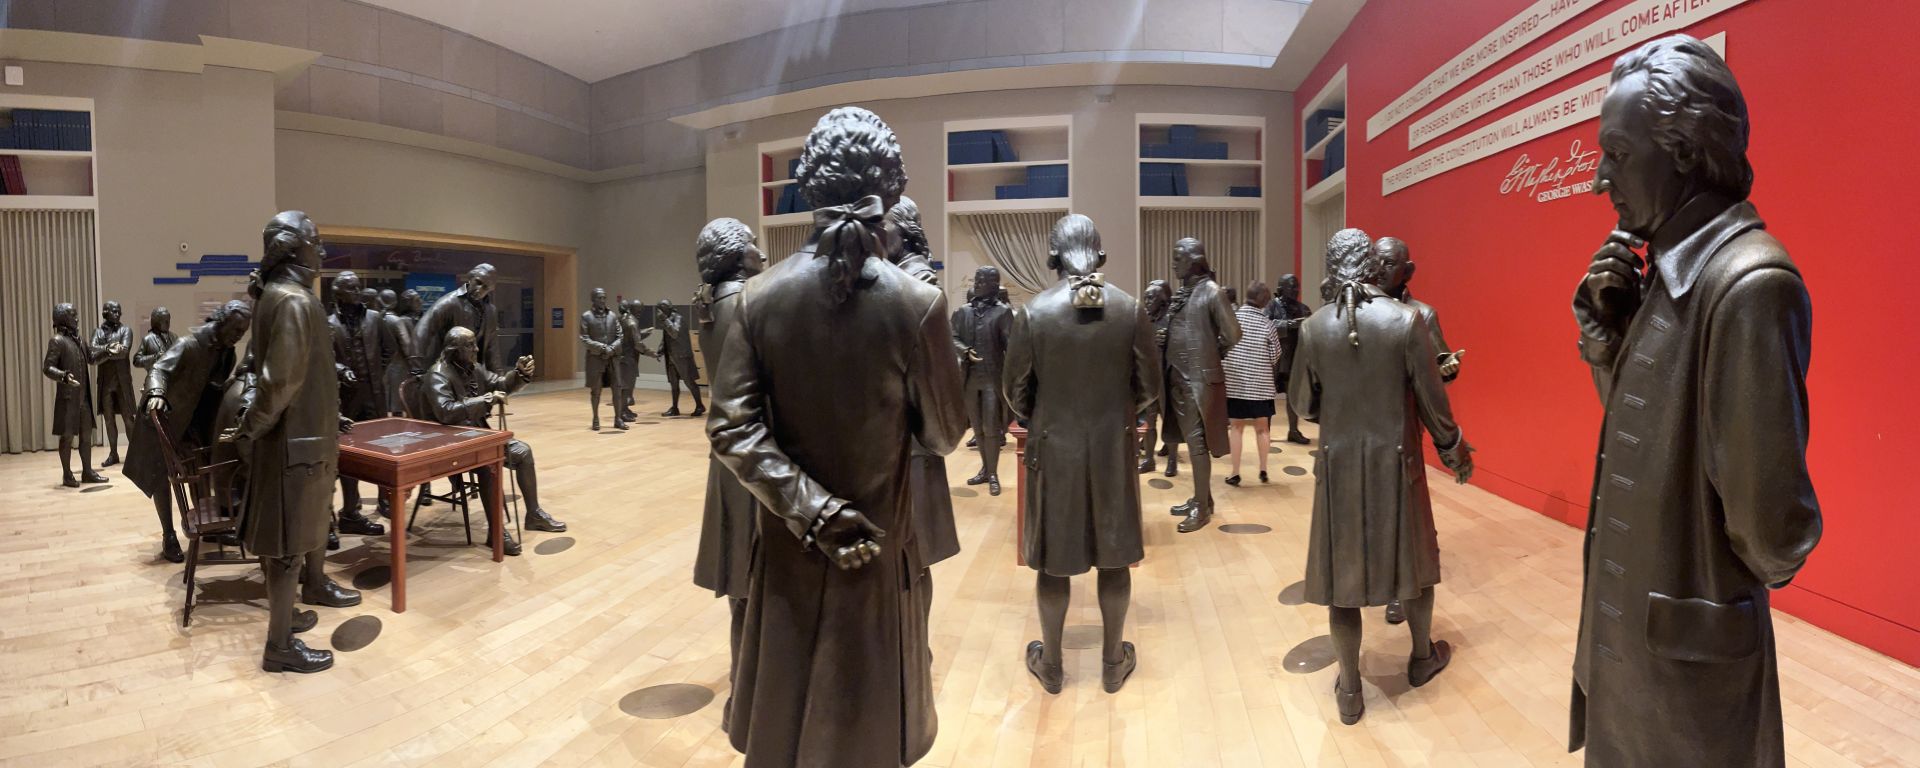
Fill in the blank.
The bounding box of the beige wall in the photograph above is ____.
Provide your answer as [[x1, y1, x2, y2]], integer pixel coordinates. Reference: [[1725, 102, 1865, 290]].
[[581, 167, 710, 377], [706, 84, 1295, 303], [1, 61, 279, 324]]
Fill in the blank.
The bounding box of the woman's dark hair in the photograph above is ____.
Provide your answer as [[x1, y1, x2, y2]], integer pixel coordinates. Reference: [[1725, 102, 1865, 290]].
[[1245, 280, 1272, 309]]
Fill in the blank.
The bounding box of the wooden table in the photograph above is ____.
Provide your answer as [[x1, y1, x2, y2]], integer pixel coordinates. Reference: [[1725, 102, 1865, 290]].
[[337, 418, 511, 612], [1008, 421, 1149, 567]]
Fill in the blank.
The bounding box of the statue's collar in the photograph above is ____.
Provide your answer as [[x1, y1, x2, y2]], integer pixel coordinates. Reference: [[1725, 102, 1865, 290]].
[[1650, 196, 1764, 299]]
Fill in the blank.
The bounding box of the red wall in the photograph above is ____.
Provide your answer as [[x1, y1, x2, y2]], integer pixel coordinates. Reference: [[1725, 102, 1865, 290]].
[[1294, 0, 1920, 665]]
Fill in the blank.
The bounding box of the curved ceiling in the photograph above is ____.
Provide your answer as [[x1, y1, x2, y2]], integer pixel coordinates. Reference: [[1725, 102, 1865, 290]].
[[358, 0, 958, 82]]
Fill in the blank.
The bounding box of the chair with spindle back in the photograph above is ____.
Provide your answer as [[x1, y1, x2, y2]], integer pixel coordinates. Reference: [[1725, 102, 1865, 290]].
[[150, 411, 258, 627]]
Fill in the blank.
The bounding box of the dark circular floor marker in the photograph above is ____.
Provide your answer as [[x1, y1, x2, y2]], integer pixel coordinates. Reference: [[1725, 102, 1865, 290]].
[[1268, 446, 1283, 454], [534, 536, 575, 555], [352, 565, 391, 590], [1277, 580, 1308, 605], [1147, 478, 1174, 490], [81, 484, 113, 493], [950, 487, 978, 498], [1219, 523, 1272, 535], [1284, 466, 1308, 477], [1284, 635, 1338, 673], [1061, 624, 1103, 650], [619, 683, 715, 719], [332, 615, 382, 652], [1309, 449, 1322, 459]]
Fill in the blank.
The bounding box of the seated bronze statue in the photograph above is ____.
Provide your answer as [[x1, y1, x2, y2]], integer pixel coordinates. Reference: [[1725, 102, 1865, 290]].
[[423, 326, 563, 556]]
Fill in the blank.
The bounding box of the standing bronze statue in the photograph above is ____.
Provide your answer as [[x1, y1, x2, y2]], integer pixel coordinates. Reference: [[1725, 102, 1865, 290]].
[[327, 271, 390, 533], [1264, 275, 1313, 445], [887, 196, 961, 575], [1291, 228, 1472, 725], [416, 264, 504, 376], [124, 301, 251, 564], [135, 307, 177, 374], [689, 217, 767, 732], [1164, 237, 1241, 532], [1004, 214, 1157, 694], [951, 265, 1012, 495], [381, 288, 423, 417], [1569, 36, 1820, 768], [43, 303, 104, 487], [1375, 238, 1463, 382], [89, 301, 136, 466], [616, 298, 651, 422], [887, 196, 940, 283], [1139, 279, 1181, 476], [228, 211, 355, 674], [708, 106, 966, 768], [580, 287, 627, 431], [654, 300, 704, 417], [425, 326, 559, 555]]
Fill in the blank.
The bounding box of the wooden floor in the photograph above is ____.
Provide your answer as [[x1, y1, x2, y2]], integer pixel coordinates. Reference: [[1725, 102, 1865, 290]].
[[1, 388, 1915, 767]]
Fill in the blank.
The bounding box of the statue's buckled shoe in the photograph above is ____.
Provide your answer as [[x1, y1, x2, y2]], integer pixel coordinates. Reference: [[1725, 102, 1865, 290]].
[[1407, 639, 1452, 688], [262, 639, 333, 674], [1102, 642, 1137, 694], [1025, 641, 1063, 694]]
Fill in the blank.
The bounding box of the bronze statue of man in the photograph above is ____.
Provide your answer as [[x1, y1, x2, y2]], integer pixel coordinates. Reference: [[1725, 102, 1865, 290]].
[[1291, 228, 1473, 725], [654, 300, 704, 417], [616, 298, 650, 422], [1138, 279, 1180, 475], [689, 217, 767, 732], [135, 307, 177, 376], [230, 211, 352, 674], [89, 300, 136, 466], [708, 106, 966, 768], [43, 303, 104, 487], [580, 287, 627, 431], [1374, 238, 1463, 383], [380, 288, 421, 417], [887, 196, 962, 577], [1264, 274, 1313, 445], [1004, 214, 1158, 695], [416, 263, 504, 376], [424, 326, 560, 554], [1164, 237, 1241, 532], [327, 271, 389, 534], [951, 265, 1013, 495], [124, 300, 251, 564], [1569, 35, 1820, 768]]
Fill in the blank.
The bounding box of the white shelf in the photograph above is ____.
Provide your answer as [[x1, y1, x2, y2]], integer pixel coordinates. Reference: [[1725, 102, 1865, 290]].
[[946, 114, 1072, 133], [1137, 158, 1262, 167], [947, 197, 1071, 214], [0, 149, 92, 159], [759, 178, 797, 189], [948, 159, 1069, 172], [762, 211, 814, 227], [1301, 66, 1349, 120], [1137, 113, 1266, 130], [1304, 124, 1346, 162], [1138, 196, 1263, 211], [1303, 169, 1347, 206], [0, 195, 97, 210]]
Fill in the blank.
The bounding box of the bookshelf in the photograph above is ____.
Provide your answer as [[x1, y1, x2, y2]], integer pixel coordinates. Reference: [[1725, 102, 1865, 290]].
[[1299, 67, 1347, 301], [755, 136, 812, 263], [942, 115, 1073, 304], [0, 94, 97, 209], [1135, 113, 1266, 205]]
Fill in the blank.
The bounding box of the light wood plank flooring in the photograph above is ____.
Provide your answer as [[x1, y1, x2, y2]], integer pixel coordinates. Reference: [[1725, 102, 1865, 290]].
[[0, 388, 1914, 767]]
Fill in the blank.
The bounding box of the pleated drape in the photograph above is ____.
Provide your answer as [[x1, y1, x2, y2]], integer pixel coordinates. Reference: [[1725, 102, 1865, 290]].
[[1138, 209, 1261, 298], [1, 209, 100, 453], [764, 223, 811, 267], [957, 212, 1055, 295]]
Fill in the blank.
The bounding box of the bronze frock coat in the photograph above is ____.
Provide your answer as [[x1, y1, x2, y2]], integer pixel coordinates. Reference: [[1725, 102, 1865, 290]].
[[951, 299, 1012, 439], [329, 304, 387, 419], [239, 272, 339, 559], [692, 278, 755, 599], [135, 328, 177, 371], [617, 312, 646, 392], [1289, 285, 1465, 608], [891, 252, 960, 568], [1166, 276, 1240, 458], [657, 311, 701, 385], [415, 286, 502, 374], [1266, 294, 1311, 392], [708, 247, 967, 768], [579, 307, 623, 388], [1568, 201, 1820, 768], [123, 326, 237, 498], [42, 332, 94, 437], [90, 322, 135, 414], [382, 310, 422, 416], [1004, 277, 1159, 575]]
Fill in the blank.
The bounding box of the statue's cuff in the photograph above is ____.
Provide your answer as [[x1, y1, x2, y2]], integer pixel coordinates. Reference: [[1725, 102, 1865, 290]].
[[1436, 437, 1473, 471], [800, 497, 852, 551]]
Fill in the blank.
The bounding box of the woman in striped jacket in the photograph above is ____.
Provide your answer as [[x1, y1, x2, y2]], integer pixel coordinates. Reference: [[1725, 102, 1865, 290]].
[[1222, 280, 1282, 485]]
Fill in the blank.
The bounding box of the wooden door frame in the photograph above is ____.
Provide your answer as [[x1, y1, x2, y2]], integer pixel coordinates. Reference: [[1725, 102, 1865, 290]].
[[319, 226, 579, 380]]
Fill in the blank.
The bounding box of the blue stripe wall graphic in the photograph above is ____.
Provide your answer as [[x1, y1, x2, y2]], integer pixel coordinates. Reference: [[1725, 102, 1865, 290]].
[[153, 254, 258, 285]]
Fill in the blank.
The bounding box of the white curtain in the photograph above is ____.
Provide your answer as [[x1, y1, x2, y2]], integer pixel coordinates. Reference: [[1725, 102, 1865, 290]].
[[2, 210, 99, 453], [1302, 191, 1346, 306], [1139, 209, 1261, 298], [763, 223, 811, 267], [958, 212, 1055, 295]]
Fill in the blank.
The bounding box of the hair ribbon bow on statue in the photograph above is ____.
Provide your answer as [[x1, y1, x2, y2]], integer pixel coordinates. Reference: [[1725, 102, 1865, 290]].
[[1069, 272, 1107, 309], [811, 195, 889, 303]]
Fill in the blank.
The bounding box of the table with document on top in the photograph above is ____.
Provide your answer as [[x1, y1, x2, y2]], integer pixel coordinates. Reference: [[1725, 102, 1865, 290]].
[[336, 417, 511, 612]]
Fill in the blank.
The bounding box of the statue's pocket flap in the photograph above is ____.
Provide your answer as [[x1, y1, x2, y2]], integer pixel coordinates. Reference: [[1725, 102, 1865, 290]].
[[286, 436, 336, 468], [1645, 591, 1759, 663]]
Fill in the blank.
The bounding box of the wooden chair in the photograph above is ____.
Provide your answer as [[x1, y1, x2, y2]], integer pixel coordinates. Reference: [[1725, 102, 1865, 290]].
[[151, 411, 257, 627], [408, 469, 521, 545]]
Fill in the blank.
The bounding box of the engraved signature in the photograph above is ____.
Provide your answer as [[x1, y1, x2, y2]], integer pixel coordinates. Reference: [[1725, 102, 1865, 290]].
[[1501, 139, 1600, 202]]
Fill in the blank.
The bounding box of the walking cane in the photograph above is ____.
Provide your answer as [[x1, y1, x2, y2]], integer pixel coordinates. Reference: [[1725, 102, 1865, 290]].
[[496, 396, 521, 542]]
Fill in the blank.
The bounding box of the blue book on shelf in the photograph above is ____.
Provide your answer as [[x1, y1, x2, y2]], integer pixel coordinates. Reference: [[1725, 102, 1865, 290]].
[[1169, 124, 1199, 146], [1305, 110, 1345, 150], [1025, 163, 1068, 198], [1141, 143, 1176, 158], [1228, 186, 1261, 197], [787, 158, 801, 178], [948, 130, 995, 165], [990, 131, 1018, 162], [1192, 142, 1228, 160], [995, 184, 1030, 200], [35, 110, 55, 151], [1324, 132, 1346, 176], [775, 184, 798, 214], [77, 112, 91, 151], [0, 122, 14, 150], [1140, 163, 1188, 197]]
